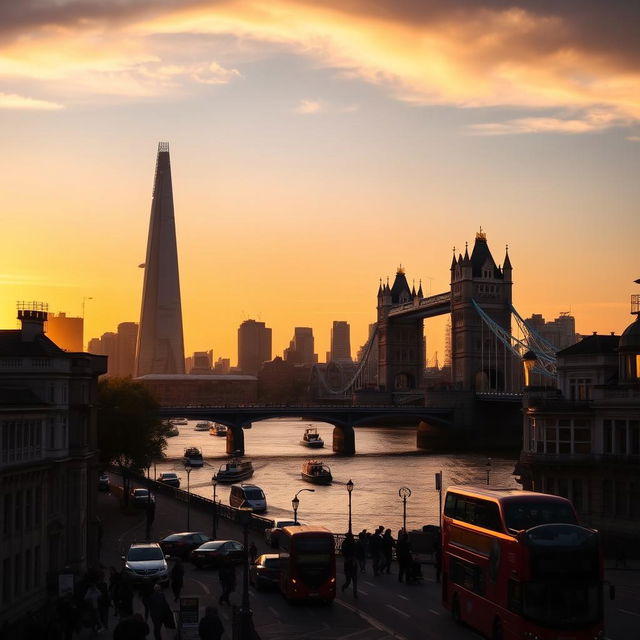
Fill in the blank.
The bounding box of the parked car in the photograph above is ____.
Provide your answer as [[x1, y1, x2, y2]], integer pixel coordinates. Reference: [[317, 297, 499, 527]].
[[159, 532, 210, 559], [264, 519, 301, 548], [130, 488, 155, 506], [249, 553, 280, 590], [229, 484, 267, 512], [98, 473, 110, 492], [122, 541, 169, 585], [158, 472, 180, 488], [190, 540, 244, 569]]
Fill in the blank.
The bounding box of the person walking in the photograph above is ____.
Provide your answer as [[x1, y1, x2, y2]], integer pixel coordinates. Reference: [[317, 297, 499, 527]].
[[218, 559, 236, 606], [198, 605, 224, 640], [83, 583, 103, 633], [148, 584, 172, 640], [369, 527, 383, 576], [381, 529, 395, 575], [396, 531, 413, 583], [96, 577, 111, 631], [356, 531, 367, 573], [170, 558, 185, 602], [340, 533, 358, 598]]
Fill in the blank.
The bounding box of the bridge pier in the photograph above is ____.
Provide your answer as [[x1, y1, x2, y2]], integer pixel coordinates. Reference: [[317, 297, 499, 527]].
[[226, 426, 245, 456], [332, 425, 355, 455]]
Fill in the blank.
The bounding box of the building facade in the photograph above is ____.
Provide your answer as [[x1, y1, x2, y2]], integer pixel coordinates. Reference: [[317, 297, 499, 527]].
[[525, 312, 577, 351], [237, 320, 272, 376], [44, 312, 83, 352], [517, 293, 640, 547], [0, 305, 106, 628], [329, 321, 352, 363], [284, 327, 317, 366], [87, 322, 138, 378]]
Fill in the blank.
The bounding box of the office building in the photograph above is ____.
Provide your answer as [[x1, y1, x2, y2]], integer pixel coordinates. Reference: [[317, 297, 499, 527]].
[[525, 312, 577, 351], [135, 142, 185, 376], [238, 320, 272, 376], [329, 321, 352, 362], [87, 322, 138, 378], [45, 312, 83, 352], [188, 350, 213, 374], [284, 327, 317, 366]]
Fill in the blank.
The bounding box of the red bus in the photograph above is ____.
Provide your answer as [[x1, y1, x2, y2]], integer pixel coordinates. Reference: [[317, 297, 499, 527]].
[[442, 485, 606, 640], [278, 525, 336, 603]]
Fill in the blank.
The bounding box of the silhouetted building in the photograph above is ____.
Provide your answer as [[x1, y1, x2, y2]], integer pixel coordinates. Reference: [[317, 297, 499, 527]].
[[284, 327, 317, 366], [0, 303, 106, 629], [329, 321, 352, 362], [517, 288, 640, 547], [87, 322, 138, 377], [238, 320, 272, 375], [45, 311, 83, 352], [258, 357, 311, 403], [187, 350, 213, 374], [214, 357, 231, 374], [525, 312, 577, 351], [136, 142, 185, 376]]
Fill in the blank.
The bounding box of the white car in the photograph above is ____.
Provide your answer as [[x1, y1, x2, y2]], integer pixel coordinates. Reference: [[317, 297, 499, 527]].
[[122, 542, 169, 585]]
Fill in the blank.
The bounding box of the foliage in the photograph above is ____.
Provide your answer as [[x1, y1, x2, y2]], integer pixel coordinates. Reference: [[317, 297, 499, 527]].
[[97, 377, 171, 469]]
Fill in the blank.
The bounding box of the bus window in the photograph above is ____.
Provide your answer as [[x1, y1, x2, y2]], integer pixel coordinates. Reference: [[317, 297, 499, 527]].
[[504, 501, 577, 532]]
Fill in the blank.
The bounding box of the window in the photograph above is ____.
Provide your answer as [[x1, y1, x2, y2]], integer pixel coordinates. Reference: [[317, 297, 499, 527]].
[[14, 552, 21, 597], [3, 493, 11, 535], [25, 549, 31, 591], [2, 557, 10, 604], [615, 421, 627, 454], [451, 556, 485, 595], [25, 488, 32, 528], [603, 420, 613, 454], [569, 378, 592, 401], [14, 490, 21, 532], [631, 421, 640, 456], [444, 493, 503, 532]]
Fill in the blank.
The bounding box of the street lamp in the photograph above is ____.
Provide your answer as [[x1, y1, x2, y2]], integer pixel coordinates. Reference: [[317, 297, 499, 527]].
[[346, 479, 354, 535], [184, 464, 193, 530], [237, 507, 255, 639], [292, 488, 315, 524], [399, 486, 412, 533], [211, 474, 218, 539]]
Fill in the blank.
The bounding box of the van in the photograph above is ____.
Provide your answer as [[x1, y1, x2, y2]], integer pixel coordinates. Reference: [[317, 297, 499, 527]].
[[229, 483, 267, 513]]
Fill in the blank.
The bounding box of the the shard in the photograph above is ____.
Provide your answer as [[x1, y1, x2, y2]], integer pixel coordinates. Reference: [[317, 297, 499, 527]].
[[135, 142, 185, 376]]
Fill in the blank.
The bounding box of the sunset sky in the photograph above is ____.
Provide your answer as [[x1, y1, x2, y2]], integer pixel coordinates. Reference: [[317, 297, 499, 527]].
[[1, 0, 639, 366]]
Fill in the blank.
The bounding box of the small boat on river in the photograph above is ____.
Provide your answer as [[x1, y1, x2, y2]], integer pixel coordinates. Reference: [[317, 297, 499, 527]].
[[183, 447, 204, 467], [210, 423, 228, 437], [301, 460, 332, 485], [194, 421, 211, 432], [214, 458, 254, 483], [171, 417, 188, 426], [301, 426, 324, 448]]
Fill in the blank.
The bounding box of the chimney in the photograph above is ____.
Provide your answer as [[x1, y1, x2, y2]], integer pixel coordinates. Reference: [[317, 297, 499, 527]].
[[17, 302, 48, 342]]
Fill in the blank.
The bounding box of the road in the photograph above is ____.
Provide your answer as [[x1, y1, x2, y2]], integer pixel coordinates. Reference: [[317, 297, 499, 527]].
[[97, 478, 640, 640]]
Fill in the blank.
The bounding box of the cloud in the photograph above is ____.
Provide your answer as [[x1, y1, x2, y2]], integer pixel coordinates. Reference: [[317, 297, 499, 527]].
[[292, 99, 359, 114], [293, 99, 324, 114], [0, 0, 638, 132], [0, 92, 63, 110]]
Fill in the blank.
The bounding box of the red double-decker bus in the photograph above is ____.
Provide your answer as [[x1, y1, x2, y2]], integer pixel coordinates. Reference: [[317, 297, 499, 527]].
[[279, 525, 336, 603], [442, 485, 606, 640]]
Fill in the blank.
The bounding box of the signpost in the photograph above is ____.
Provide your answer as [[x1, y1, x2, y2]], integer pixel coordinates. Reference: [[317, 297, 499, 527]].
[[179, 597, 199, 639]]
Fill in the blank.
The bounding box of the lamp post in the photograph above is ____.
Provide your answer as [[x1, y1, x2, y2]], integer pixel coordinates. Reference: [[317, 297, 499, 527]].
[[237, 507, 255, 639], [211, 475, 218, 539], [184, 464, 193, 530], [486, 458, 492, 485], [346, 479, 354, 535], [292, 488, 315, 524], [399, 486, 411, 533]]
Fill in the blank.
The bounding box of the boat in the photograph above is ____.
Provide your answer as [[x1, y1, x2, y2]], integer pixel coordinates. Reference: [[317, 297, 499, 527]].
[[194, 421, 211, 431], [210, 423, 228, 437], [301, 426, 324, 448], [171, 417, 188, 426], [167, 425, 179, 437], [301, 460, 332, 485], [213, 458, 254, 483], [183, 447, 204, 467]]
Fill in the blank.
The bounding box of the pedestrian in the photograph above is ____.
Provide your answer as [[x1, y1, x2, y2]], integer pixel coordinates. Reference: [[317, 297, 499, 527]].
[[340, 533, 358, 598], [139, 580, 154, 621], [356, 531, 367, 573], [97, 576, 111, 631], [117, 576, 134, 617], [148, 584, 173, 640], [83, 583, 103, 633], [249, 541, 258, 564], [381, 529, 395, 574], [198, 605, 224, 640], [170, 558, 185, 602], [396, 531, 412, 583], [369, 527, 383, 576], [113, 613, 149, 640], [218, 558, 236, 605]]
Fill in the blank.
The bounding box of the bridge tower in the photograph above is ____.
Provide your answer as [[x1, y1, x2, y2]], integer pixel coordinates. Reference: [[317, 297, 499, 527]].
[[450, 231, 513, 391], [377, 267, 425, 392]]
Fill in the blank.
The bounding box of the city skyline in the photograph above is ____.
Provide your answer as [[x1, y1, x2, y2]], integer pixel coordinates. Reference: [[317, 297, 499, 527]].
[[1, 1, 639, 365]]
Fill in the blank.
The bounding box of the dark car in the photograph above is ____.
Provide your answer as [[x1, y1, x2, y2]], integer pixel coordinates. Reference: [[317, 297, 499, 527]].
[[264, 520, 302, 548], [249, 554, 280, 590], [190, 540, 244, 569], [158, 472, 180, 488], [130, 488, 155, 507], [98, 473, 110, 492], [159, 532, 210, 559]]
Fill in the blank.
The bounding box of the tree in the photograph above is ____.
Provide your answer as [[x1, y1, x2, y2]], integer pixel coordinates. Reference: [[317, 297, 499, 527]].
[[97, 377, 170, 470]]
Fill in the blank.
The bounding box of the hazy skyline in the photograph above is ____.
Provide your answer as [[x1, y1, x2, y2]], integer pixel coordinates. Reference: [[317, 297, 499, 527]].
[[1, 1, 639, 365]]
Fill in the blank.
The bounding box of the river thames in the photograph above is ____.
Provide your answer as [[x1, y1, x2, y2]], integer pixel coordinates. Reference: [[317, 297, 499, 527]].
[[155, 419, 519, 534]]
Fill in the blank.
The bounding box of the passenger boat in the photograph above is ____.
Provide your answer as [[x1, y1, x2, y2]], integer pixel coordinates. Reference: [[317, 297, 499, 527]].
[[210, 423, 228, 437], [301, 426, 324, 448], [213, 458, 254, 483], [171, 417, 188, 426], [301, 460, 332, 485], [194, 421, 211, 431], [167, 425, 179, 437], [183, 447, 204, 467]]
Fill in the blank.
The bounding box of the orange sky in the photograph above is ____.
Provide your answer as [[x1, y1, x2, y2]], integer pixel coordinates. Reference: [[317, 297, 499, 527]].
[[1, 1, 639, 364]]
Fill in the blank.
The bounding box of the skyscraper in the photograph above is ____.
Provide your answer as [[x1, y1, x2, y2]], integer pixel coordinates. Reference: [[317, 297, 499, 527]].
[[284, 327, 317, 366], [238, 320, 272, 375], [135, 142, 185, 376], [329, 321, 351, 362]]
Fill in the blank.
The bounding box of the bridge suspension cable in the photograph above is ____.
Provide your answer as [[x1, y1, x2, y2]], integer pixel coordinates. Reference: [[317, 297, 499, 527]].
[[471, 299, 558, 378], [312, 325, 378, 395]]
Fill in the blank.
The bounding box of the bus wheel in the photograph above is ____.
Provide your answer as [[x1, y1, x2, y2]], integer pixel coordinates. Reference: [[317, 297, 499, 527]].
[[492, 617, 503, 640], [451, 594, 462, 625]]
